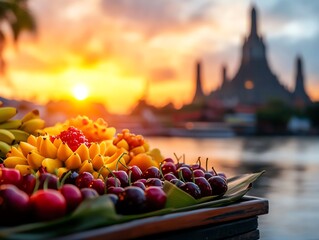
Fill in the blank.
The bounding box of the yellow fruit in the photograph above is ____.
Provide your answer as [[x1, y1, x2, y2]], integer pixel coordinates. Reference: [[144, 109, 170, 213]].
[[143, 142, 150, 152], [0, 107, 17, 123], [116, 139, 129, 151], [53, 137, 63, 148], [19, 141, 37, 157], [21, 109, 40, 123], [39, 137, 57, 159], [0, 141, 11, 158], [148, 148, 164, 164], [42, 158, 63, 174], [75, 144, 90, 162], [20, 118, 45, 134], [0, 129, 15, 145], [27, 150, 45, 169], [42, 123, 65, 136], [103, 148, 128, 165], [46, 115, 115, 143], [15, 165, 32, 175], [104, 151, 129, 172], [6, 146, 26, 159], [3, 156, 28, 168], [99, 140, 112, 155], [36, 135, 43, 149], [92, 154, 104, 171], [130, 146, 145, 156], [128, 153, 159, 172], [89, 142, 100, 159], [57, 142, 73, 161], [65, 152, 82, 170], [79, 160, 94, 174], [92, 171, 104, 180], [0, 119, 22, 129], [27, 134, 38, 146], [56, 167, 68, 179], [104, 143, 118, 157]]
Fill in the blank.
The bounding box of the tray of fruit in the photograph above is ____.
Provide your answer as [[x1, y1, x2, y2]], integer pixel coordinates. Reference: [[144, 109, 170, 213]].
[[0, 106, 265, 239]]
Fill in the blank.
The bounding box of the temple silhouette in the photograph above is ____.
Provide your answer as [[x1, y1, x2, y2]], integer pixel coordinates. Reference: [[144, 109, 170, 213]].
[[132, 5, 313, 126], [193, 5, 312, 111], [129, 4, 315, 135]]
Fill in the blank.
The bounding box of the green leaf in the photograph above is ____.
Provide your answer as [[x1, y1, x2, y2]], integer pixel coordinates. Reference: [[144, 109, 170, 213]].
[[163, 181, 197, 208], [226, 170, 265, 196]]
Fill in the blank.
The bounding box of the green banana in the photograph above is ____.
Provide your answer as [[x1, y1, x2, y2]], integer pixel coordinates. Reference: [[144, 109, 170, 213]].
[[20, 118, 45, 134], [0, 107, 17, 123], [9, 129, 30, 143], [0, 129, 15, 145], [0, 119, 22, 129], [21, 109, 40, 123], [0, 140, 11, 158]]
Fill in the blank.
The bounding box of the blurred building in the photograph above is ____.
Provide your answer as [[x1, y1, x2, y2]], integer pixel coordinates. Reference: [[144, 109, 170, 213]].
[[207, 5, 311, 109], [130, 5, 314, 135], [164, 5, 313, 135]]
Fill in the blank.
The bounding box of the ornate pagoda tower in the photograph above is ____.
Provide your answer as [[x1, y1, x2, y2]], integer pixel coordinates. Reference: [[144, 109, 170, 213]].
[[208, 5, 304, 107]]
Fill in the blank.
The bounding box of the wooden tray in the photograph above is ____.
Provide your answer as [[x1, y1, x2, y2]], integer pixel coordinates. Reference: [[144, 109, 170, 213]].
[[56, 196, 269, 240]]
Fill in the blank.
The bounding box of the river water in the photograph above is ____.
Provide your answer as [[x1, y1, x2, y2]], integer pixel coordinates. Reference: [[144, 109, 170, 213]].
[[147, 136, 319, 240]]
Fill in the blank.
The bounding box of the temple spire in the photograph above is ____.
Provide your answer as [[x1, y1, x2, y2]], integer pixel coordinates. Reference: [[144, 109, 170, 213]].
[[220, 65, 228, 88], [250, 5, 258, 38], [192, 61, 205, 104], [294, 56, 307, 96], [293, 55, 311, 106]]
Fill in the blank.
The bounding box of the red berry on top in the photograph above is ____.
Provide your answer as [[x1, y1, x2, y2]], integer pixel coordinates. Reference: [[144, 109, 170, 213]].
[[54, 127, 90, 151]]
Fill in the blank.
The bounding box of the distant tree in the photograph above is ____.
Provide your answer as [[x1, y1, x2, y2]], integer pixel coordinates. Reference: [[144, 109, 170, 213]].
[[0, 0, 36, 74], [256, 100, 293, 134], [305, 102, 319, 128]]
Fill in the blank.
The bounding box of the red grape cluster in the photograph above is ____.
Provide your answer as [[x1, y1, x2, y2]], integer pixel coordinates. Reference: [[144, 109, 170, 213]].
[[67, 165, 167, 215], [50, 126, 91, 151], [160, 158, 228, 199]]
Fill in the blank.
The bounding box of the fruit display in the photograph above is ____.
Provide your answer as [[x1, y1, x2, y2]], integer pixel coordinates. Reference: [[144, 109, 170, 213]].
[[0, 106, 265, 239], [0, 107, 45, 159], [42, 115, 116, 142], [3, 126, 163, 177], [0, 155, 262, 224]]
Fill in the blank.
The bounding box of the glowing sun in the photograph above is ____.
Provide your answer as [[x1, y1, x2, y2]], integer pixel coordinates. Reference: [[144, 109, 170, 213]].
[[72, 84, 89, 101]]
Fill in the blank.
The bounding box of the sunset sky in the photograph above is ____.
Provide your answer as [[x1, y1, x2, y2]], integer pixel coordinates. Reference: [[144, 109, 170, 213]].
[[1, 0, 319, 114]]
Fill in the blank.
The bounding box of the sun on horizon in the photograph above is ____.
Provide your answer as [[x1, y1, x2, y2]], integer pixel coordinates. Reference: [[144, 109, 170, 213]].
[[72, 84, 89, 101]]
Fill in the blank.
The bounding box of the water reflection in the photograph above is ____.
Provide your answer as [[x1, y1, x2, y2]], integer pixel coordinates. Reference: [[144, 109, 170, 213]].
[[148, 136, 319, 240]]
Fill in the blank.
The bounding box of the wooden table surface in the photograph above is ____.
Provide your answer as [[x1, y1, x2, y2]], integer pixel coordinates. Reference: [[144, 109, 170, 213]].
[[56, 196, 269, 240]]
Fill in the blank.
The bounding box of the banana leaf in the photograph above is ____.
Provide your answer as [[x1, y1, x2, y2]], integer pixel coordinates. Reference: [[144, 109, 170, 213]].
[[0, 171, 265, 239]]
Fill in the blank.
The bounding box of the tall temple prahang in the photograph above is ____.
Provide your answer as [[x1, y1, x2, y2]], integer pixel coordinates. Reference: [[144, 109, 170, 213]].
[[192, 61, 206, 105], [193, 5, 312, 109]]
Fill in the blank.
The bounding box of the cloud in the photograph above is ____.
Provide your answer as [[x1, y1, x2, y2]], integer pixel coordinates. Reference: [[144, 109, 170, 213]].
[[259, 2, 319, 41], [264, 0, 319, 21], [100, 0, 217, 38], [149, 67, 177, 82], [4, 0, 319, 113]]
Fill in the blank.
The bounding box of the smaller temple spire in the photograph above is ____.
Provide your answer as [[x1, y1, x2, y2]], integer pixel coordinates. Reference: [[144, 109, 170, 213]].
[[293, 55, 311, 105], [220, 65, 228, 88], [294, 56, 305, 94], [192, 61, 206, 104], [250, 5, 258, 38], [222, 65, 227, 82]]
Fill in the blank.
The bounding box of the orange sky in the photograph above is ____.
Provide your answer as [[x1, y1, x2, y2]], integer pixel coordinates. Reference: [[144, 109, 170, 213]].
[[1, 0, 318, 114]]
